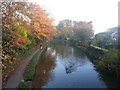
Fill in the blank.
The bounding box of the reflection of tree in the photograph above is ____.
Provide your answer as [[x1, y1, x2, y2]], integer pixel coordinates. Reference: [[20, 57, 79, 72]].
[[32, 47, 57, 88], [64, 57, 87, 74], [54, 45, 88, 74], [53, 45, 72, 58], [96, 69, 119, 88], [73, 46, 86, 59], [65, 60, 77, 74]]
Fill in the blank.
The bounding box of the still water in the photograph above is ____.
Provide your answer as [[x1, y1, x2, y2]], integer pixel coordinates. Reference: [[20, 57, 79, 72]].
[[32, 44, 107, 88]]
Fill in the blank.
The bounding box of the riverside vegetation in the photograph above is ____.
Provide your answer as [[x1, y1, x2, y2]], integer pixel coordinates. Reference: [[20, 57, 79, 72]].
[[1, 1, 119, 88]]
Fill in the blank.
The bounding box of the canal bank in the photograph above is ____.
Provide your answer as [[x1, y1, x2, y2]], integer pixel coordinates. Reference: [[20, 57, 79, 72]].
[[18, 45, 48, 88], [76, 44, 119, 88], [12, 43, 119, 89]]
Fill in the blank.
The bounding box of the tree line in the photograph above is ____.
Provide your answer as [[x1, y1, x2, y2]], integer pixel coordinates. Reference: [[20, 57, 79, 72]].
[[55, 19, 94, 45]]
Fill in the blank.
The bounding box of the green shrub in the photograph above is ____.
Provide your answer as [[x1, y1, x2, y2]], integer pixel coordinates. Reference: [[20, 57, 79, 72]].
[[97, 49, 119, 75]]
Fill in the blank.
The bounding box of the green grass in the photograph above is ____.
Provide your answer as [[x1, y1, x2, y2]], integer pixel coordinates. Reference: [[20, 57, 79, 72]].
[[18, 47, 46, 88], [23, 50, 42, 81], [90, 44, 108, 52], [18, 81, 32, 89], [17, 45, 39, 62]]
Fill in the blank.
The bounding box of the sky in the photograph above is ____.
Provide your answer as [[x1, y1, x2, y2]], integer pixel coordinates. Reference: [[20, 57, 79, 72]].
[[29, 0, 119, 34]]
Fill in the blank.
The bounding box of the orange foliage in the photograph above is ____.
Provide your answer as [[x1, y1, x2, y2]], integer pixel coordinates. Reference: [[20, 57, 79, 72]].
[[2, 1, 56, 83]]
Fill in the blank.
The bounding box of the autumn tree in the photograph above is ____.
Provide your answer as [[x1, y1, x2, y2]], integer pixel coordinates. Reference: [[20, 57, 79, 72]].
[[56, 20, 73, 39], [72, 21, 94, 41], [2, 1, 56, 83], [56, 20, 94, 42]]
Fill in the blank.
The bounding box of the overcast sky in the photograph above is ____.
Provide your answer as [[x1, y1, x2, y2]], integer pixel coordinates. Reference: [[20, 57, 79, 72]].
[[29, 0, 119, 33]]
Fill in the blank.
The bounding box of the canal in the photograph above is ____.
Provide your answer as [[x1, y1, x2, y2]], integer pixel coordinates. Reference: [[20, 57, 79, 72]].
[[32, 44, 117, 88]]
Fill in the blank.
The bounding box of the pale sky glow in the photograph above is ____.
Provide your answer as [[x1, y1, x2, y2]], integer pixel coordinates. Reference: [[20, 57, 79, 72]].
[[30, 0, 119, 33]]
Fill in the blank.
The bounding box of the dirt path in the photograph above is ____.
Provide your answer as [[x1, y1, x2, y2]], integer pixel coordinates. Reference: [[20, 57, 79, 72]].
[[3, 48, 41, 88]]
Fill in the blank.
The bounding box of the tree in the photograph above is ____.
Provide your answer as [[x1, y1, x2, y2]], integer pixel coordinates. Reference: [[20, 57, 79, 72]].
[[73, 28, 94, 42], [2, 1, 56, 82], [56, 20, 94, 43]]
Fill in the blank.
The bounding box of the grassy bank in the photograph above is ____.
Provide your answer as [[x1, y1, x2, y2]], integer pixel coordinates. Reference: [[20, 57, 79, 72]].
[[18, 47, 45, 88], [86, 45, 119, 77], [90, 44, 108, 52]]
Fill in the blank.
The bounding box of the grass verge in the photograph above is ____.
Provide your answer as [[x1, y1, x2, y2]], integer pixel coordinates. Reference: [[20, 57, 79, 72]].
[[24, 50, 42, 81], [18, 81, 32, 89], [18, 48, 44, 88], [90, 44, 108, 52]]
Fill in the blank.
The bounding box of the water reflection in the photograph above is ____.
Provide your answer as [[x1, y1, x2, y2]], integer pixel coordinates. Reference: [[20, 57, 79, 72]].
[[32, 48, 57, 88], [32, 45, 107, 88], [53, 45, 87, 74]]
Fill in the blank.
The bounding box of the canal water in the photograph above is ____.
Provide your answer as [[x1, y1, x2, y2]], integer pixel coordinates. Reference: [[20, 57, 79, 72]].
[[32, 44, 112, 88]]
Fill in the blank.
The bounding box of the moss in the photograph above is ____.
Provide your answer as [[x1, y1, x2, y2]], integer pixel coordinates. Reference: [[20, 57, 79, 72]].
[[18, 81, 32, 89]]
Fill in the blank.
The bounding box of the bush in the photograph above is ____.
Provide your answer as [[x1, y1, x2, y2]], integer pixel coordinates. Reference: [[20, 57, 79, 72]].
[[97, 49, 119, 75]]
